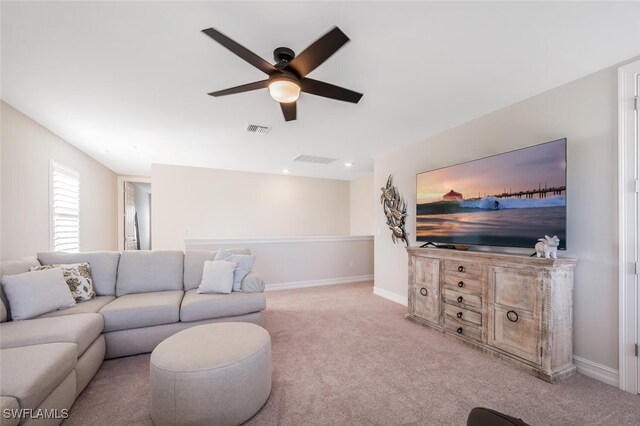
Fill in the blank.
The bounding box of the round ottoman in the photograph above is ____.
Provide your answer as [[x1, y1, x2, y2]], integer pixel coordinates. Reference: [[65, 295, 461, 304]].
[[150, 322, 272, 426]]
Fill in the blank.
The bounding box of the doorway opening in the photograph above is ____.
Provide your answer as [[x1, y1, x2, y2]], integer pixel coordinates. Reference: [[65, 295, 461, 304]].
[[117, 177, 152, 251]]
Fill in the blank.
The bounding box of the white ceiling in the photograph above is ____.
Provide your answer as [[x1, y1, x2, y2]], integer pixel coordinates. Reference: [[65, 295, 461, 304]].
[[2, 1, 639, 180]]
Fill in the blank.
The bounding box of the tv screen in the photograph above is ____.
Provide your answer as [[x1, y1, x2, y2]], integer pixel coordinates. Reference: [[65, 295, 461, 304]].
[[416, 138, 567, 249]]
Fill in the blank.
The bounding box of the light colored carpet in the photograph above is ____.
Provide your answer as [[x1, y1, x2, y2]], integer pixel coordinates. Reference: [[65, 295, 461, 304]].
[[64, 282, 640, 425]]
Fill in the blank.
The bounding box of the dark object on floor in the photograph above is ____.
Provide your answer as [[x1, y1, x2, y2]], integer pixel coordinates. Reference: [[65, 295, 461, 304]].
[[467, 407, 529, 426]]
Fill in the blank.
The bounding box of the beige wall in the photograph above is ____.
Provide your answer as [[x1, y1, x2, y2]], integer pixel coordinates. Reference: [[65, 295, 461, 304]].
[[1, 102, 117, 259], [152, 164, 351, 250], [349, 174, 374, 236], [374, 66, 620, 370]]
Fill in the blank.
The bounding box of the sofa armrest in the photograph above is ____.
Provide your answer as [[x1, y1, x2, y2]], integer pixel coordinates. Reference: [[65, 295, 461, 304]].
[[1, 396, 21, 426], [241, 272, 265, 293]]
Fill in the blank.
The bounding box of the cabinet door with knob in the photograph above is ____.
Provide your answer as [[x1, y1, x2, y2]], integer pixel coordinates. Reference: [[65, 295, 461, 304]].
[[408, 257, 441, 325], [488, 266, 543, 365]]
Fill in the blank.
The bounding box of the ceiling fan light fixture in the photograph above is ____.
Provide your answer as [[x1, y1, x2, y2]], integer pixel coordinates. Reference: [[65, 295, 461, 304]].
[[268, 78, 300, 103]]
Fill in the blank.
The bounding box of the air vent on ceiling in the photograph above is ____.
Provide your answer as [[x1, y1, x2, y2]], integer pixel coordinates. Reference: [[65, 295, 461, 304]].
[[246, 124, 270, 135], [293, 154, 337, 165]]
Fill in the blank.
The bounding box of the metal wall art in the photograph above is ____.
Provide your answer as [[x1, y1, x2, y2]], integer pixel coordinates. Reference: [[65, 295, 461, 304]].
[[380, 175, 408, 246]]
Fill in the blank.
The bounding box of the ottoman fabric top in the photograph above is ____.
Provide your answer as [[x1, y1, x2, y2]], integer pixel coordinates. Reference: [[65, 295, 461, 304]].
[[151, 322, 270, 372]]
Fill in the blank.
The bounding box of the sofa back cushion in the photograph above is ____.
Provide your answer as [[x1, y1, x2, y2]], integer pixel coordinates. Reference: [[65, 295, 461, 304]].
[[116, 250, 184, 296], [0, 257, 42, 322], [38, 251, 120, 296], [183, 249, 251, 291]]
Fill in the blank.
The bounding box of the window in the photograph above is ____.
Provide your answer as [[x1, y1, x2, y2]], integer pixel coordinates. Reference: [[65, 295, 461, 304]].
[[50, 161, 80, 252]]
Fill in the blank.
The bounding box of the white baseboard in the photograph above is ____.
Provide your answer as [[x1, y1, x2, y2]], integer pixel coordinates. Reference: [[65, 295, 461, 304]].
[[265, 275, 373, 292], [573, 355, 619, 387], [373, 287, 408, 306]]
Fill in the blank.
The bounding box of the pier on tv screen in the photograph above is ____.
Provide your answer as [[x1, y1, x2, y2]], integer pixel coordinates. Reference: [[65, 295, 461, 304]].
[[416, 138, 567, 249]]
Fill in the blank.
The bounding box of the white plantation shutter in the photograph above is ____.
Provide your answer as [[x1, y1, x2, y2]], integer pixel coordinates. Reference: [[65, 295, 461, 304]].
[[50, 162, 80, 252]]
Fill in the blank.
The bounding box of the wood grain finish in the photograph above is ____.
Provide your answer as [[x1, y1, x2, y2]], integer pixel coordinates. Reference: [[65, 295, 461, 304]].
[[406, 247, 577, 383], [444, 304, 482, 325], [443, 273, 482, 294], [443, 259, 484, 277], [408, 257, 441, 325], [444, 316, 482, 342], [443, 288, 482, 311]]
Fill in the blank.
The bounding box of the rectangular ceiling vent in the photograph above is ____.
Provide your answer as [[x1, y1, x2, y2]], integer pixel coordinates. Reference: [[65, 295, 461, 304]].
[[293, 154, 337, 165], [246, 124, 270, 135]]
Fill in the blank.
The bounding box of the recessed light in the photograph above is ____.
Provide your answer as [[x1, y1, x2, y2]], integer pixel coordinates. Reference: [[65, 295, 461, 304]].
[[345, 162, 354, 167], [282, 169, 290, 174]]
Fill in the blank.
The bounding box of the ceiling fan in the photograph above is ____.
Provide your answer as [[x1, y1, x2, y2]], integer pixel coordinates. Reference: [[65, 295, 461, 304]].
[[202, 26, 363, 122]]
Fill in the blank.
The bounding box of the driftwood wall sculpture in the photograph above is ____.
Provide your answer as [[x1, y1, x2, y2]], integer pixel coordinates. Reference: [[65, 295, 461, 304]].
[[380, 175, 408, 246]]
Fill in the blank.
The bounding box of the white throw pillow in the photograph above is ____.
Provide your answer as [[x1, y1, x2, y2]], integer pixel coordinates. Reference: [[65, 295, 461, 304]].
[[197, 260, 237, 294], [214, 248, 256, 292], [1, 268, 76, 320]]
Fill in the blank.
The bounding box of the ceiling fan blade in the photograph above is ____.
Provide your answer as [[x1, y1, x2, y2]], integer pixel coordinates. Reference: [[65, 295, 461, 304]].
[[208, 80, 269, 97], [285, 27, 350, 78], [300, 78, 363, 103], [280, 102, 297, 122], [202, 28, 276, 75]]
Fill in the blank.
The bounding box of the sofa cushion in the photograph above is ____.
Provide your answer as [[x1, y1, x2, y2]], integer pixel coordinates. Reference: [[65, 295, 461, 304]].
[[36, 296, 115, 319], [0, 342, 76, 412], [1, 269, 76, 321], [100, 290, 184, 332], [0, 257, 41, 322], [0, 313, 103, 357], [38, 251, 120, 296], [116, 251, 184, 296], [180, 289, 266, 322]]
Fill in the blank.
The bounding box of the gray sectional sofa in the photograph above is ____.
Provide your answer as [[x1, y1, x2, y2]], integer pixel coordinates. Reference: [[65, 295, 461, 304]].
[[0, 250, 266, 425]]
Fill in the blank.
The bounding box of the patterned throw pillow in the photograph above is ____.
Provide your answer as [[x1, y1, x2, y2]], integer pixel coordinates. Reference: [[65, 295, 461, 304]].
[[30, 262, 96, 302]]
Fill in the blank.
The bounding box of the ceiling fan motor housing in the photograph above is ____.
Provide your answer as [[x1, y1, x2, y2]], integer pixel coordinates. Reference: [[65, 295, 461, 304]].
[[273, 47, 295, 64]]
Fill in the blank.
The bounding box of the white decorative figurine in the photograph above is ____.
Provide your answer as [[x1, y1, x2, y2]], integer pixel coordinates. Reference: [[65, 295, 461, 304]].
[[535, 235, 560, 259]]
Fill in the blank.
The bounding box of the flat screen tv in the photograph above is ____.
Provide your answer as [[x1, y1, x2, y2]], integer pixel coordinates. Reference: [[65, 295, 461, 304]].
[[416, 138, 567, 249]]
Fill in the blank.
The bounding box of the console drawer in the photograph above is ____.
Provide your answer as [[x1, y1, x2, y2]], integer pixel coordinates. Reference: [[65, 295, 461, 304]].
[[443, 259, 483, 277], [444, 316, 482, 342], [443, 273, 482, 294], [443, 288, 482, 311], [444, 304, 482, 325]]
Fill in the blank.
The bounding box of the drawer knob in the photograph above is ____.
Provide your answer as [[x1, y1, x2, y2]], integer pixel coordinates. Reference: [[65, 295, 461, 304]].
[[457, 312, 463, 319], [457, 296, 464, 303], [420, 287, 428, 296], [458, 265, 465, 272], [507, 310, 519, 322], [458, 281, 464, 288], [457, 327, 463, 334]]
